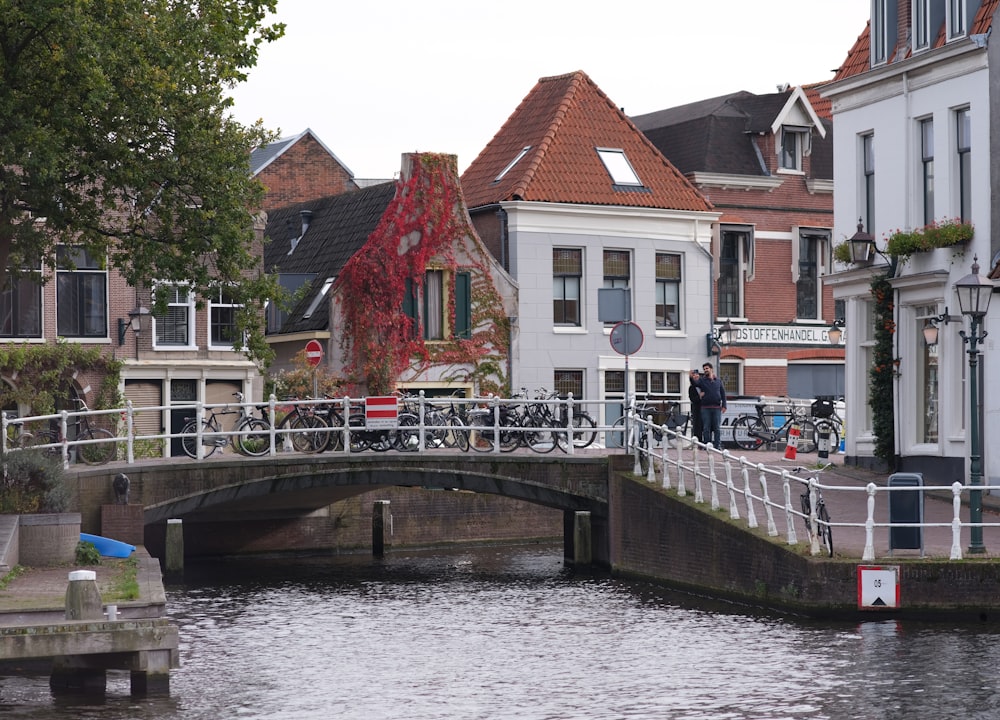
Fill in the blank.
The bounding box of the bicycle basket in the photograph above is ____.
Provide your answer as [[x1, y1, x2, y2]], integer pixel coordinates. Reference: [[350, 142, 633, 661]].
[[811, 398, 835, 418]]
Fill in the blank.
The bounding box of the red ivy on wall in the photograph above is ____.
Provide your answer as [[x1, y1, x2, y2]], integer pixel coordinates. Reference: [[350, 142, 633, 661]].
[[335, 154, 509, 396]]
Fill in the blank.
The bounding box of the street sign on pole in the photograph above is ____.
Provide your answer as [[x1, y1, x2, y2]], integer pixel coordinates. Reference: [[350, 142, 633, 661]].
[[304, 339, 324, 367], [365, 396, 398, 429]]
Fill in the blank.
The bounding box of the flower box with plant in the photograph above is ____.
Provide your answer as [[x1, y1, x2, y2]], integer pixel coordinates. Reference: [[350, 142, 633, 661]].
[[885, 219, 973, 260]]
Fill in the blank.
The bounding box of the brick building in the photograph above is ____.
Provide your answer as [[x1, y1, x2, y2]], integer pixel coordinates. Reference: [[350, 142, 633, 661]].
[[632, 87, 843, 400]]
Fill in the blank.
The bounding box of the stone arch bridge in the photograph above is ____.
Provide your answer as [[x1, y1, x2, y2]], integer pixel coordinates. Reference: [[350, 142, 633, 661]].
[[70, 453, 615, 564]]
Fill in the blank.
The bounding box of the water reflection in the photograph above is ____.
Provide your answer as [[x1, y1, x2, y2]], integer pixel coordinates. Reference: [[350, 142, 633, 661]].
[[2, 545, 1000, 718]]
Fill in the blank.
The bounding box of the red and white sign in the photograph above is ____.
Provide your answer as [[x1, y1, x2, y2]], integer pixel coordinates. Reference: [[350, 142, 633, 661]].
[[304, 339, 324, 367], [365, 396, 398, 429]]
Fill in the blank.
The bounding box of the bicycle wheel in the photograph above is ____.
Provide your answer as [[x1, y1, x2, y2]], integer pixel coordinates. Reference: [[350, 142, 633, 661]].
[[817, 503, 834, 557], [791, 420, 817, 454], [323, 410, 346, 452], [467, 411, 494, 452], [813, 420, 839, 456], [445, 415, 469, 452], [77, 427, 116, 465], [182, 420, 219, 459], [732, 416, 766, 451], [567, 412, 598, 449], [235, 418, 271, 457], [392, 413, 420, 451], [606, 415, 628, 449], [290, 414, 330, 453], [521, 416, 558, 454]]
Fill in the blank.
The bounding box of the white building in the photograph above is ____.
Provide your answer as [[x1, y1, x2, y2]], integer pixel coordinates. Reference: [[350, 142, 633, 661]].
[[823, 0, 999, 482]]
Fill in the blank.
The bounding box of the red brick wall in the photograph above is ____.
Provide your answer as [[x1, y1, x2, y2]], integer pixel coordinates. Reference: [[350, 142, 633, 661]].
[[258, 135, 357, 212]]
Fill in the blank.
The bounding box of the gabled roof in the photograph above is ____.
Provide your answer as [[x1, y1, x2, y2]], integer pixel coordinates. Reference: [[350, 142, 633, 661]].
[[631, 89, 832, 180], [263, 182, 395, 333], [833, 0, 998, 82], [250, 128, 355, 178], [460, 70, 711, 212]]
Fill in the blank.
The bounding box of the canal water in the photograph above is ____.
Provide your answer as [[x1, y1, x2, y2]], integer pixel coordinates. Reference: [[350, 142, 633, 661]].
[[2, 544, 1000, 719]]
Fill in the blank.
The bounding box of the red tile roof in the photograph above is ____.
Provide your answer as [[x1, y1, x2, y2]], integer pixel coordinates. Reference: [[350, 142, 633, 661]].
[[834, 1, 998, 82], [800, 82, 832, 120], [460, 70, 712, 213]]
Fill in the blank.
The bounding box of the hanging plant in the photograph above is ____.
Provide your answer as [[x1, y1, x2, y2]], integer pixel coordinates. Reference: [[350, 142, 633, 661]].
[[335, 154, 509, 396]]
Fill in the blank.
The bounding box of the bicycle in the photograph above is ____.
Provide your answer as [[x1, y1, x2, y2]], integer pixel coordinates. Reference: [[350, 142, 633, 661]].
[[810, 396, 842, 453], [181, 392, 273, 459], [794, 465, 834, 557], [731, 399, 817, 453], [66, 399, 117, 465]]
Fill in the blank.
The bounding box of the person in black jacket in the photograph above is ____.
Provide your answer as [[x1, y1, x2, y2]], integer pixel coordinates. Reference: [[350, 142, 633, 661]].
[[691, 362, 727, 449], [687, 370, 703, 443]]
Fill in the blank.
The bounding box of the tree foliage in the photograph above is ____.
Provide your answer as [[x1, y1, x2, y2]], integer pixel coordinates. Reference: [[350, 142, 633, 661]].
[[0, 0, 284, 362]]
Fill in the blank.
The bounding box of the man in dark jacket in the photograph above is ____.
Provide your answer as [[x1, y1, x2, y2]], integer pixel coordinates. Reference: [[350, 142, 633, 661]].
[[691, 363, 726, 449], [687, 371, 703, 442]]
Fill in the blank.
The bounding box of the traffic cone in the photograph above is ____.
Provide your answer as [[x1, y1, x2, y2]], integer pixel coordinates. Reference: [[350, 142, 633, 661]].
[[784, 424, 799, 461]]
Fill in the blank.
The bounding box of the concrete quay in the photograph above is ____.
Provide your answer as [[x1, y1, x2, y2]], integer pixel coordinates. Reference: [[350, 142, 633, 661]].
[[0, 548, 178, 695]]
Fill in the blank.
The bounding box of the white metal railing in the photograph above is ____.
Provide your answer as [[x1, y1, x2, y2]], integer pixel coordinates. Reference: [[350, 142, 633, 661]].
[[2, 394, 987, 561], [626, 412, 994, 561]]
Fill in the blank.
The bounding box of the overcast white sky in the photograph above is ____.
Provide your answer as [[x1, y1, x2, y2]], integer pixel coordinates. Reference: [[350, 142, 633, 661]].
[[229, 0, 871, 179]]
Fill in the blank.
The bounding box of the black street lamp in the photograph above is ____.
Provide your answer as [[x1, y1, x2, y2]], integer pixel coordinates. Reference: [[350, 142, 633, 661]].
[[706, 320, 735, 357], [954, 257, 995, 554]]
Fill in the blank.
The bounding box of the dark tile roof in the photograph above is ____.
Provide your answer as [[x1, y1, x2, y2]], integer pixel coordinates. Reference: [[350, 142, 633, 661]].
[[263, 182, 396, 333], [632, 90, 832, 181], [833, 0, 998, 82], [460, 70, 711, 212]]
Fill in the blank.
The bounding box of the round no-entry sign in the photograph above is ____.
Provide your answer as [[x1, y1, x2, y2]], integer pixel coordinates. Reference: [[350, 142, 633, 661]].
[[304, 339, 324, 367], [610, 321, 643, 356]]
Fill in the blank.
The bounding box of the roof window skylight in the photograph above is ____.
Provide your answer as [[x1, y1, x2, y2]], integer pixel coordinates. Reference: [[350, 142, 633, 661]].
[[303, 277, 334, 319], [494, 146, 531, 182], [596, 148, 642, 186]]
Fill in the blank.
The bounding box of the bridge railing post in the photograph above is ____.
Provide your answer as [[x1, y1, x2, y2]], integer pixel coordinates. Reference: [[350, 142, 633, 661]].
[[125, 400, 136, 464], [491, 395, 501, 453], [565, 393, 575, 455], [342, 396, 351, 453], [195, 402, 205, 460], [268, 394, 277, 456], [418, 390, 426, 452], [60, 409, 71, 469]]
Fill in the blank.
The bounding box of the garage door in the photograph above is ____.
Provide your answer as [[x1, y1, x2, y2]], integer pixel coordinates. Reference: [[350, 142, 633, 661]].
[[124, 381, 163, 439], [787, 364, 844, 400]]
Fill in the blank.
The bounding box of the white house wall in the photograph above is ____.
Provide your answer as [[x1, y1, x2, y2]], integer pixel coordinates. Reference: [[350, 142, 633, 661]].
[[503, 201, 718, 409]]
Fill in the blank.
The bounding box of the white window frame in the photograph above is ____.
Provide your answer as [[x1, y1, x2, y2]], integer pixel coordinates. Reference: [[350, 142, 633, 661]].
[[495, 146, 531, 182], [913, 0, 932, 50], [947, 0, 967, 39], [872, 0, 890, 65], [779, 126, 809, 173], [152, 282, 196, 350], [209, 287, 243, 350]]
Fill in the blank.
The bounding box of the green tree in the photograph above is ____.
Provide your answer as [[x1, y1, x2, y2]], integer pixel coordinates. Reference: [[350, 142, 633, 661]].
[[0, 0, 284, 362]]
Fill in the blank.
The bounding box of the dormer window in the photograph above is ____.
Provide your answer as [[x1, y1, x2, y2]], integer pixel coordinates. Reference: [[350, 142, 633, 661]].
[[596, 148, 642, 187], [871, 0, 894, 65], [494, 146, 531, 182], [779, 126, 809, 172], [948, 0, 967, 39], [913, 0, 932, 51]]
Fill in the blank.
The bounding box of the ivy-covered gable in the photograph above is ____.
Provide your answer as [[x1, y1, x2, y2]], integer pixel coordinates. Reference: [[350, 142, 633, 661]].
[[333, 153, 515, 396]]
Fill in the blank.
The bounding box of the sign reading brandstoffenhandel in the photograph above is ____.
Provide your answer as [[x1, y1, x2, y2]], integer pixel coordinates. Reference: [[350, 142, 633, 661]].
[[365, 396, 398, 430], [725, 324, 836, 346], [857, 565, 900, 609]]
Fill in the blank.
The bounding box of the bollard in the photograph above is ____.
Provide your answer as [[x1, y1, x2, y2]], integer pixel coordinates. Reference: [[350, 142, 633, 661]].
[[65, 570, 103, 621], [784, 425, 799, 461], [817, 425, 830, 460], [165, 518, 184, 575], [105, 603, 118, 621]]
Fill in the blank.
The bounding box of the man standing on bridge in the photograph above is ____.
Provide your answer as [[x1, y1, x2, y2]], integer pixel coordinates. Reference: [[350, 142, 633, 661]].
[[691, 363, 726, 450]]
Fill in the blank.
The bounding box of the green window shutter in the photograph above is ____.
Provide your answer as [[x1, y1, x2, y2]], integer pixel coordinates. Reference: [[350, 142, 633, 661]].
[[454, 272, 471, 339], [402, 277, 418, 338]]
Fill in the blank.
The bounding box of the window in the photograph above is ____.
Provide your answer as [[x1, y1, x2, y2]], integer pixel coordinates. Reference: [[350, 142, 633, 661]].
[[153, 284, 193, 347], [916, 305, 940, 444], [209, 288, 240, 347], [872, 0, 890, 64], [596, 148, 642, 187], [779, 127, 808, 171], [495, 147, 531, 182], [793, 229, 830, 320], [948, 0, 966, 39], [554, 370, 583, 400], [633, 371, 681, 400], [920, 118, 935, 225], [957, 107, 971, 222], [913, 0, 931, 50], [553, 249, 582, 326], [655, 253, 682, 329], [56, 246, 107, 338], [302, 278, 333, 320], [267, 272, 315, 334], [863, 133, 876, 234], [0, 266, 42, 338], [719, 363, 741, 397], [401, 270, 472, 340], [859, 301, 876, 432], [603, 250, 630, 326], [718, 227, 753, 318]]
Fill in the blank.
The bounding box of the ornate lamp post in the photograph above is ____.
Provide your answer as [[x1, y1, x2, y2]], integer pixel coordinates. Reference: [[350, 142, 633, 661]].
[[954, 257, 995, 554]]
